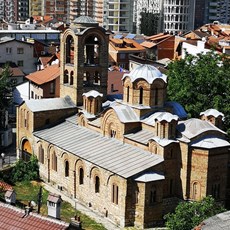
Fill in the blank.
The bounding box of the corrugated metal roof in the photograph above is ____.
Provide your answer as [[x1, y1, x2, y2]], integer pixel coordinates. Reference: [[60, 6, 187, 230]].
[[190, 136, 230, 149], [34, 120, 163, 178], [177, 118, 226, 140], [25, 96, 76, 112], [125, 129, 154, 145], [200, 109, 224, 118]]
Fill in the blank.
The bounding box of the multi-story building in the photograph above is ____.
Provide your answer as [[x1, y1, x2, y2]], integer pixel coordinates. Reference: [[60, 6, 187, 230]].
[[69, 0, 134, 33], [205, 0, 230, 24], [134, 0, 163, 35], [42, 0, 68, 23], [163, 0, 196, 34], [17, 0, 29, 21]]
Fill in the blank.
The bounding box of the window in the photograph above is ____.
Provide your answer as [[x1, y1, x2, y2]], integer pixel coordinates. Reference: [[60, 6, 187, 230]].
[[112, 184, 119, 204], [120, 53, 126, 59], [64, 70, 68, 84], [139, 87, 143, 104], [70, 71, 74, 85], [95, 176, 100, 193], [150, 187, 157, 205], [38, 144, 44, 164], [79, 168, 84, 184], [50, 82, 55, 94], [127, 86, 130, 102], [65, 160, 69, 177], [6, 47, 12, 54], [17, 48, 24, 54], [17, 60, 24, 66], [52, 152, 57, 171]]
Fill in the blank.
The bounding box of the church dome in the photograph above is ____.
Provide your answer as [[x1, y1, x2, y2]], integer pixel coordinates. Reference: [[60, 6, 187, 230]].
[[122, 64, 167, 84], [73, 16, 98, 24]]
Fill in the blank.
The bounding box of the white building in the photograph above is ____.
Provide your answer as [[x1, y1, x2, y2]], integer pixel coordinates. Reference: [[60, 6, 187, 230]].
[[163, 0, 196, 34], [0, 37, 36, 74]]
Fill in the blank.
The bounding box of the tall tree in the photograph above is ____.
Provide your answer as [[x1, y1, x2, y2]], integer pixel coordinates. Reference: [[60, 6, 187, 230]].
[[167, 51, 230, 135], [0, 64, 13, 110], [164, 196, 226, 230]]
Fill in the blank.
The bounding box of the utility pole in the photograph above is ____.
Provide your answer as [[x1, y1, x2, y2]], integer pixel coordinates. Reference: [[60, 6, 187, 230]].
[[37, 186, 42, 214]]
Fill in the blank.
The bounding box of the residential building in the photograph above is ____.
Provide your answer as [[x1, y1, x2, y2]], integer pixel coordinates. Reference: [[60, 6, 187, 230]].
[[26, 64, 60, 99], [0, 37, 36, 74], [109, 36, 146, 69], [134, 0, 163, 35], [16, 16, 230, 229]]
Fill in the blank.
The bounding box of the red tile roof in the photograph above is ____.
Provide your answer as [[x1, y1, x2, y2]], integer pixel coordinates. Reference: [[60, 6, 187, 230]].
[[0, 202, 68, 230], [26, 64, 60, 85], [0, 181, 13, 192]]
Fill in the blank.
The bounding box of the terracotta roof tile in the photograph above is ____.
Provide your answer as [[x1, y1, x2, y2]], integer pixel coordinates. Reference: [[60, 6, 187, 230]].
[[0, 181, 13, 191], [26, 64, 60, 85], [0, 202, 68, 230]]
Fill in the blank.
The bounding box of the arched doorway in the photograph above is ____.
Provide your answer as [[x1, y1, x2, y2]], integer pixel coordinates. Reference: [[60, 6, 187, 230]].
[[21, 139, 32, 162]]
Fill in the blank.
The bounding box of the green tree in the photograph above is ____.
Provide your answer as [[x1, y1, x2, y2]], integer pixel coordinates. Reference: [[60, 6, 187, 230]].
[[167, 51, 230, 135], [0, 64, 13, 110], [164, 196, 226, 230], [11, 155, 39, 183]]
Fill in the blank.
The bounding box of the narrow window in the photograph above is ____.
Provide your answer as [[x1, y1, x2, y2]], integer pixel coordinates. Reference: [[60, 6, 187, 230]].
[[155, 88, 158, 105], [70, 71, 74, 85], [52, 152, 57, 171], [95, 176, 100, 193], [127, 86, 129, 103], [79, 168, 84, 185], [64, 70, 68, 84], [139, 87, 143, 105], [150, 188, 156, 205], [112, 184, 119, 204], [50, 82, 55, 94], [65, 160, 69, 177]]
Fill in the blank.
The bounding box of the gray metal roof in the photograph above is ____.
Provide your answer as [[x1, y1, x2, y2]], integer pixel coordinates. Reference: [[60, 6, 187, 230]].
[[200, 108, 224, 118], [34, 118, 163, 178], [25, 96, 76, 112], [125, 129, 154, 145], [177, 118, 226, 140], [135, 172, 165, 182], [73, 16, 97, 24], [122, 64, 167, 84]]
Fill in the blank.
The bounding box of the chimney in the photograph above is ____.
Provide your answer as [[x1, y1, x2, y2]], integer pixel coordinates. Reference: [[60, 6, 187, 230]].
[[47, 193, 62, 219]]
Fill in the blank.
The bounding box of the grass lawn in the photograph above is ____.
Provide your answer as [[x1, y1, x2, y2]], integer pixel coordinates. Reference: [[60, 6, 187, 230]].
[[12, 181, 106, 230]]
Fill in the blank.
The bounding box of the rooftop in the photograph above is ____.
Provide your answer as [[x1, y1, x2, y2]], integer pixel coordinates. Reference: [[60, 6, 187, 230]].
[[0, 202, 68, 230]]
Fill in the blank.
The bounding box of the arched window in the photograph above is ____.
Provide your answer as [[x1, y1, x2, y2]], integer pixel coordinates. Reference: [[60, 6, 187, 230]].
[[127, 86, 130, 103], [112, 184, 119, 204], [139, 87, 143, 104], [83, 71, 90, 86], [70, 71, 74, 85], [155, 88, 158, 105], [150, 187, 157, 205], [38, 144, 44, 164], [79, 167, 84, 185], [66, 35, 74, 64], [52, 151, 57, 171], [65, 160, 69, 177], [64, 70, 68, 84], [95, 176, 100, 193], [94, 71, 100, 85]]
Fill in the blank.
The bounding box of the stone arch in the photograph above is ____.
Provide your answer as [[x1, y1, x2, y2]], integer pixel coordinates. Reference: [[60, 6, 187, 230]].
[[75, 159, 85, 185], [101, 109, 121, 138], [20, 138, 32, 162], [64, 69, 69, 84], [192, 181, 201, 200], [64, 33, 75, 64], [37, 141, 45, 164], [78, 113, 87, 127], [81, 29, 108, 66]]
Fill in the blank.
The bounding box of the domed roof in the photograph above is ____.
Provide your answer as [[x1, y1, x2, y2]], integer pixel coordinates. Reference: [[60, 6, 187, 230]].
[[200, 109, 224, 118], [73, 16, 98, 24], [122, 64, 167, 84], [83, 90, 103, 98]]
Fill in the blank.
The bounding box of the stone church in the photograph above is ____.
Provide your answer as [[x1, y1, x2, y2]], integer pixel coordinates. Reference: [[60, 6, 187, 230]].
[[16, 17, 230, 228]]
